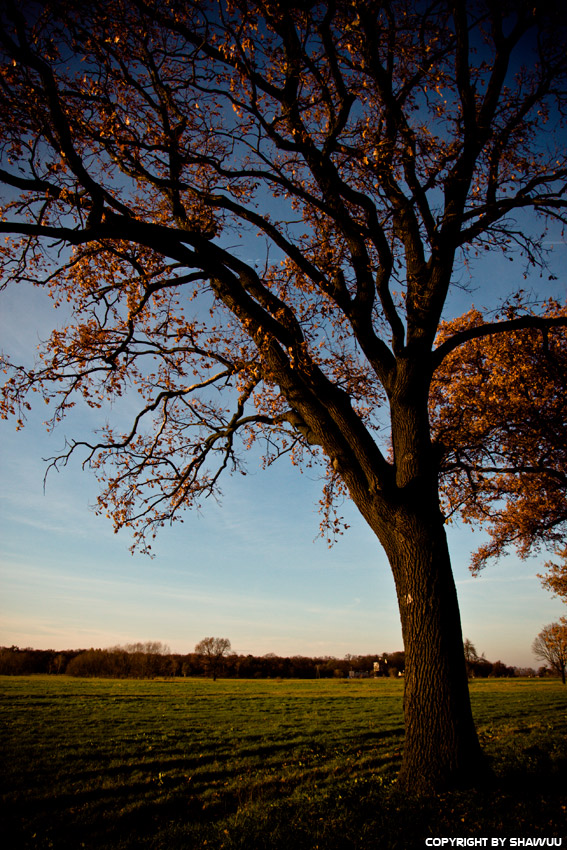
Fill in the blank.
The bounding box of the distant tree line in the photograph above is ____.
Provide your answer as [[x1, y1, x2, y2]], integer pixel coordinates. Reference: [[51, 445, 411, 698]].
[[463, 638, 518, 680], [0, 644, 400, 679], [0, 643, 547, 680]]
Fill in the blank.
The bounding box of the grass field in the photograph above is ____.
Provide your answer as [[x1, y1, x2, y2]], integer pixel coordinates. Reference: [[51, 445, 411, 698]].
[[1, 677, 566, 849]]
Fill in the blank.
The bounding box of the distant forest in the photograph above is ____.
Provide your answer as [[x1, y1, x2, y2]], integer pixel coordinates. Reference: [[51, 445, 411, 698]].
[[0, 643, 537, 679]]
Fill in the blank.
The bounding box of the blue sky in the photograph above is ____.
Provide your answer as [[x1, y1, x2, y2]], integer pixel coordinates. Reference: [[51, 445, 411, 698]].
[[0, 408, 564, 667], [0, 238, 565, 667]]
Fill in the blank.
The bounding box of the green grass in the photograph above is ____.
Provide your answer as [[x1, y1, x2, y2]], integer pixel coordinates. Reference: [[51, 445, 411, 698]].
[[1, 677, 566, 849]]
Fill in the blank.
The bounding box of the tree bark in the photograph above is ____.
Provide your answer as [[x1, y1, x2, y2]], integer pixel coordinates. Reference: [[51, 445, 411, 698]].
[[362, 355, 487, 792], [375, 498, 487, 793]]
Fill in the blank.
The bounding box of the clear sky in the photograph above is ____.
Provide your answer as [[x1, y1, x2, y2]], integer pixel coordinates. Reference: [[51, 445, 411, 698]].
[[1, 229, 565, 669]]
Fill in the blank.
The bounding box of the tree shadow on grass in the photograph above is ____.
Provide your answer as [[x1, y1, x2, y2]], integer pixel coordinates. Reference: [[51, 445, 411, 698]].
[[3, 743, 565, 850]]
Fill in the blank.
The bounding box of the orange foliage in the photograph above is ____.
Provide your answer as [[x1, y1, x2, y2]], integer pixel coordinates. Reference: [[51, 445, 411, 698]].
[[539, 546, 567, 605], [431, 298, 567, 573]]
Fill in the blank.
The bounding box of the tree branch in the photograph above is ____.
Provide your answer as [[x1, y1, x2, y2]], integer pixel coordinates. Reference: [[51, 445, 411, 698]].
[[432, 315, 567, 371]]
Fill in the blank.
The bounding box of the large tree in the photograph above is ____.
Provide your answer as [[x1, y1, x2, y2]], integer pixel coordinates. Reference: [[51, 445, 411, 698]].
[[1, 0, 566, 793]]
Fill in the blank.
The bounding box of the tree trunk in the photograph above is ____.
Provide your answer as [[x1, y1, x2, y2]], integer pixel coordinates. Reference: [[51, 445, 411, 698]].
[[377, 500, 487, 793], [325, 444, 487, 790], [287, 346, 488, 793]]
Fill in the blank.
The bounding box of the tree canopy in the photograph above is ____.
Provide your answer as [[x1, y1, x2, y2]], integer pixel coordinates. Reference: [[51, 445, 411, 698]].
[[532, 619, 567, 684], [431, 296, 567, 573], [195, 636, 232, 680], [1, 0, 565, 549], [1, 0, 566, 794], [539, 546, 567, 604]]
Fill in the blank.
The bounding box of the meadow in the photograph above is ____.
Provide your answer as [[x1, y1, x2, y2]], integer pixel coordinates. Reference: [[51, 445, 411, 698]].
[[0, 676, 565, 849]]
